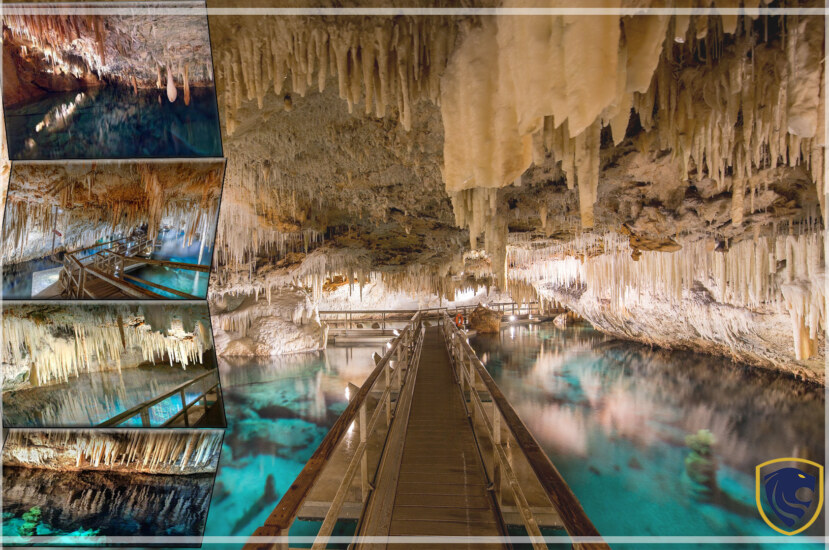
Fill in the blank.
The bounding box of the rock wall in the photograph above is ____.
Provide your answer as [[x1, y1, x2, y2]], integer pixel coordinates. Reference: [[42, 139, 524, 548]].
[[211, 290, 327, 356], [522, 231, 826, 384]]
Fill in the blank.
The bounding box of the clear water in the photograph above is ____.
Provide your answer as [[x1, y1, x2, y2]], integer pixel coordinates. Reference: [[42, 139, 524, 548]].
[[2, 256, 63, 298], [2, 467, 214, 546], [2, 365, 219, 428], [469, 323, 825, 549], [203, 345, 383, 548], [128, 229, 213, 298], [5, 86, 222, 159]]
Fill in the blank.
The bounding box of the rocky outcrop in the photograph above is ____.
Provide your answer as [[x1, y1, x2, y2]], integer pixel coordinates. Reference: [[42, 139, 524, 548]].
[[211, 290, 328, 356], [469, 305, 501, 333]]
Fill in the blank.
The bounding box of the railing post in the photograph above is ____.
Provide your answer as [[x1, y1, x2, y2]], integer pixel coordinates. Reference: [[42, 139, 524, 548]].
[[469, 364, 476, 423], [385, 360, 392, 426], [140, 409, 150, 427], [181, 389, 189, 427], [493, 410, 502, 505], [359, 402, 369, 501]]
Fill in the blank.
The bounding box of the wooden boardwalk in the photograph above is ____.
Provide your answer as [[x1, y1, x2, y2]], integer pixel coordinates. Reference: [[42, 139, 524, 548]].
[[246, 314, 607, 550], [386, 327, 505, 547]]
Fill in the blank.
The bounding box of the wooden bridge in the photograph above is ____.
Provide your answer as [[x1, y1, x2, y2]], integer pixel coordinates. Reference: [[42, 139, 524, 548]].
[[246, 312, 607, 550], [321, 303, 565, 345], [54, 234, 209, 299]]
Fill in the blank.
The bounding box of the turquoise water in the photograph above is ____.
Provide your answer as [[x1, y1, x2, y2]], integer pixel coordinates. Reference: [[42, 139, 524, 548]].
[[2, 365, 220, 428], [5, 86, 222, 159], [124, 229, 213, 299], [2, 230, 212, 299], [203, 345, 383, 548], [470, 323, 825, 549]]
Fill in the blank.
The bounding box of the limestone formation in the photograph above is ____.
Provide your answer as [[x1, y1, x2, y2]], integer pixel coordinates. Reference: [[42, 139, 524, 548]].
[[205, 6, 825, 380], [469, 305, 501, 334]]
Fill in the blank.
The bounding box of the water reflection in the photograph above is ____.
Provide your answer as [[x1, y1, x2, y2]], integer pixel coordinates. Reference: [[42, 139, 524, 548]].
[[2, 467, 214, 545], [204, 345, 381, 547], [3, 365, 216, 427], [6, 87, 222, 159], [471, 324, 825, 547]]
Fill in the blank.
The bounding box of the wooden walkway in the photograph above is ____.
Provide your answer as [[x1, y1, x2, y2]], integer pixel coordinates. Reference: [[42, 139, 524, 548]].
[[246, 314, 607, 550], [387, 327, 505, 546]]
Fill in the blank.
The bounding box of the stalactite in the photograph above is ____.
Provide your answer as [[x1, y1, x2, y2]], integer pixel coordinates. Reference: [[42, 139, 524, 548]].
[[2, 304, 214, 388], [509, 227, 825, 362], [2, 8, 215, 88], [166, 64, 178, 103], [216, 16, 458, 135], [183, 63, 191, 106], [3, 430, 222, 474], [3, 161, 223, 265]]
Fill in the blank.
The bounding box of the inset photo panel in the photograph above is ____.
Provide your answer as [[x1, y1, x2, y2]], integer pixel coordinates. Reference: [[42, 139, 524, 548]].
[[2, 301, 225, 428], [2, 429, 223, 546], [2, 158, 225, 300], [2, 1, 222, 160]]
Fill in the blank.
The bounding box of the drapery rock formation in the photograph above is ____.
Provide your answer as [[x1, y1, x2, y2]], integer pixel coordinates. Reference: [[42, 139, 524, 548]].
[[207, 4, 825, 380]]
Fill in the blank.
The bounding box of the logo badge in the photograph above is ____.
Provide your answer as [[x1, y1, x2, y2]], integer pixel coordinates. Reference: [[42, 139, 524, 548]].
[[756, 458, 824, 535]]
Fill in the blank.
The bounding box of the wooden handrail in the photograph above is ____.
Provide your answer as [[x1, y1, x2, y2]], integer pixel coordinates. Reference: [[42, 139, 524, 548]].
[[441, 312, 608, 550], [162, 381, 221, 427], [318, 302, 541, 316], [60, 232, 208, 299], [98, 370, 219, 427], [246, 313, 422, 549], [83, 266, 165, 298], [121, 273, 201, 299], [67, 235, 134, 256], [115, 254, 211, 272]]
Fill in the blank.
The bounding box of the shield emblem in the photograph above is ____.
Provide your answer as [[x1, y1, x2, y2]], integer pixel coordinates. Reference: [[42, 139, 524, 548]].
[[756, 457, 824, 535]]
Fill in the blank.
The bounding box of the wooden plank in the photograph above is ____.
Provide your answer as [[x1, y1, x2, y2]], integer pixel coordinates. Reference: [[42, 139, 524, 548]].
[[389, 519, 501, 537], [384, 328, 506, 547], [84, 266, 164, 298], [394, 493, 491, 509]]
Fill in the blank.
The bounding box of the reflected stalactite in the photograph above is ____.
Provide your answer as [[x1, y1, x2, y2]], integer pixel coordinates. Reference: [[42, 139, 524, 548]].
[[3, 465, 214, 539]]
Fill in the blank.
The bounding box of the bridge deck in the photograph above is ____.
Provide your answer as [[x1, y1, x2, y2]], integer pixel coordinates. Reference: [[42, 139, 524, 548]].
[[388, 327, 505, 546]]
